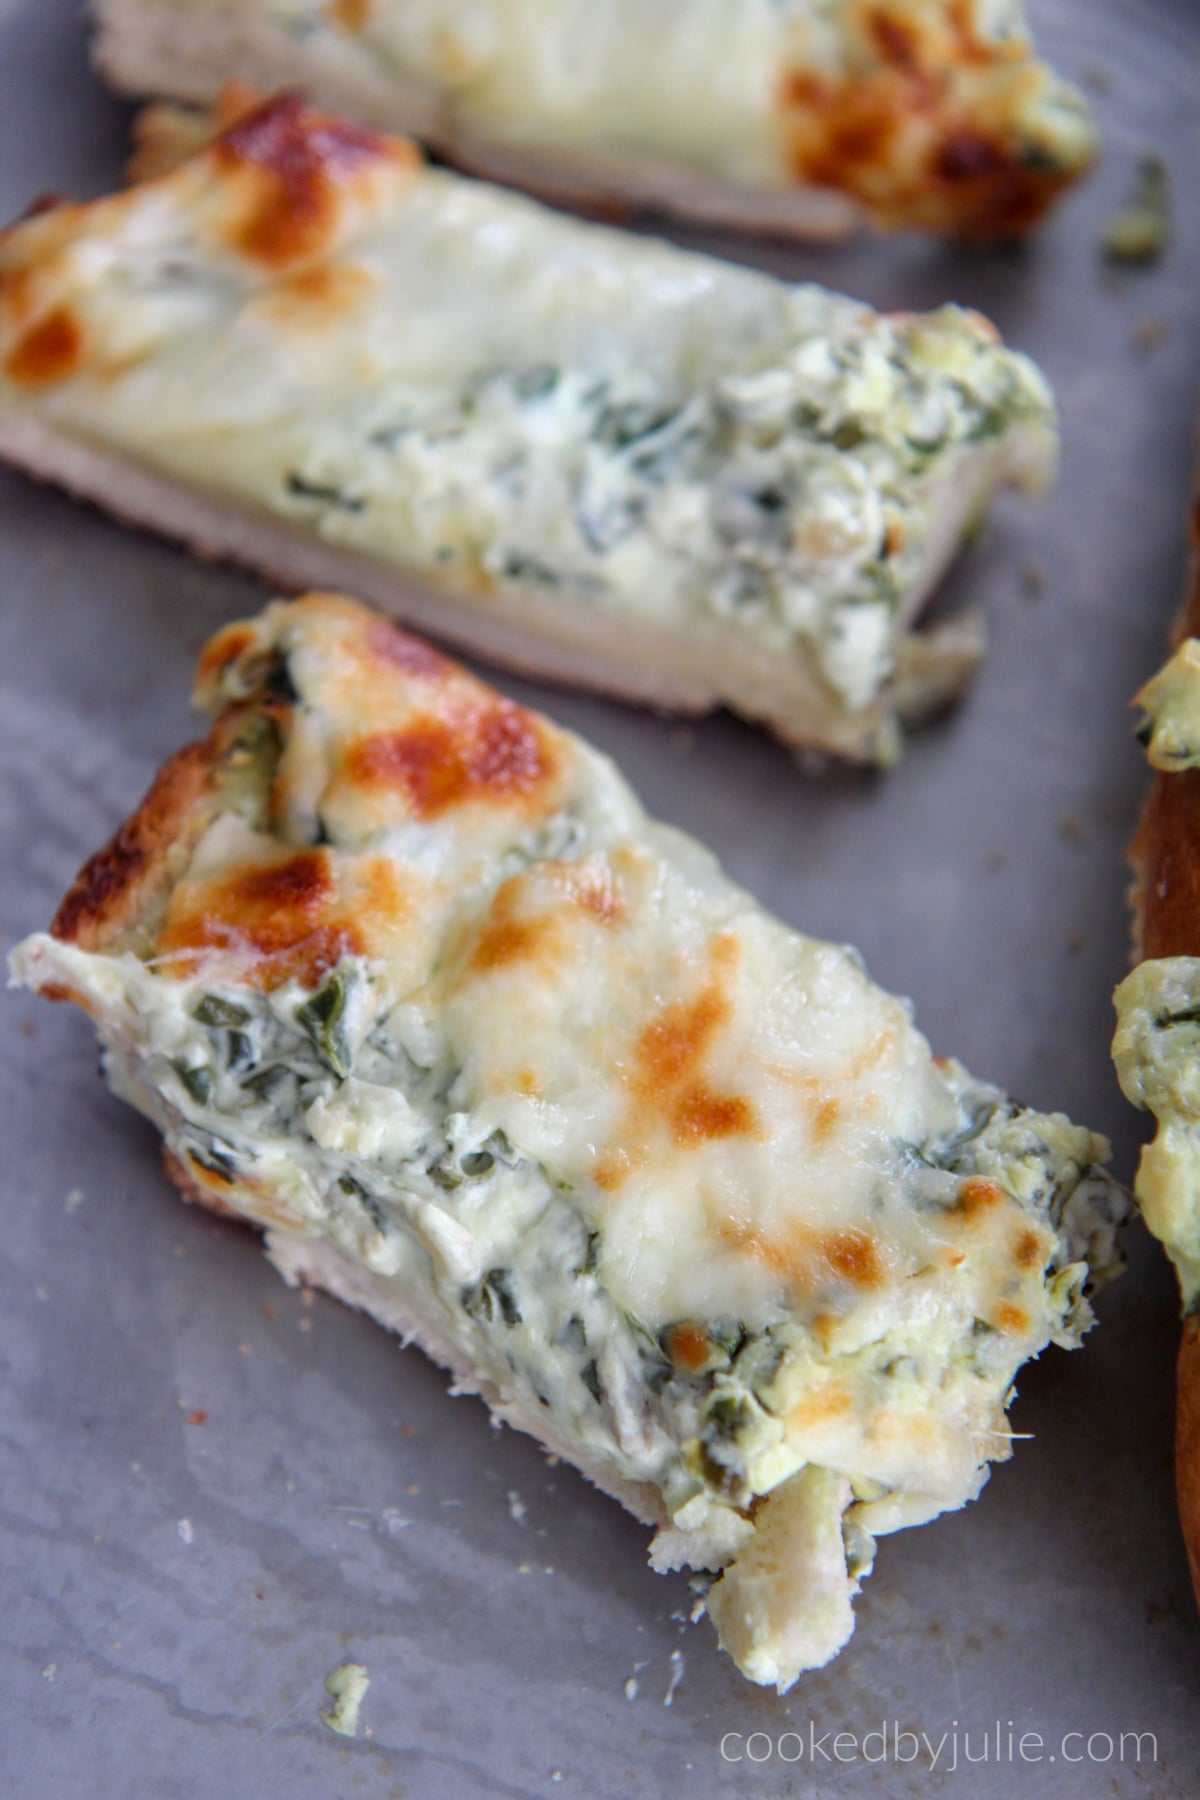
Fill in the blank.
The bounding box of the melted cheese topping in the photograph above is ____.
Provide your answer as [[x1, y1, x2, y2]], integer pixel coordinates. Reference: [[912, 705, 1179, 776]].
[[0, 94, 1057, 760], [1136, 639, 1200, 773], [11, 593, 1123, 1688], [1115, 643, 1200, 1313], [107, 0, 1096, 231]]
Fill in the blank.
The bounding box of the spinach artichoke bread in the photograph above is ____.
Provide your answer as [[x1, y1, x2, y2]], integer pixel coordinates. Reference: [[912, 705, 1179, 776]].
[[1113, 520, 1200, 1611], [0, 90, 1060, 766], [10, 591, 1126, 1688], [90, 0, 1096, 240]]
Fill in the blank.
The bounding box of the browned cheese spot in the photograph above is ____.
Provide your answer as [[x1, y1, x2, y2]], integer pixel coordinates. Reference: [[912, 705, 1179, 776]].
[[4, 303, 85, 387]]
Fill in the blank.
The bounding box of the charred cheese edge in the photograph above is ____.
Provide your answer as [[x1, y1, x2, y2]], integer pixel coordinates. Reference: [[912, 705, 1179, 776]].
[[91, 0, 1096, 238], [0, 92, 1058, 765], [11, 592, 1125, 1689]]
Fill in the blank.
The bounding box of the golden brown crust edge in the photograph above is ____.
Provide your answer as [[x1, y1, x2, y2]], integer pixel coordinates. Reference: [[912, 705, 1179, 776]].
[[48, 735, 221, 958]]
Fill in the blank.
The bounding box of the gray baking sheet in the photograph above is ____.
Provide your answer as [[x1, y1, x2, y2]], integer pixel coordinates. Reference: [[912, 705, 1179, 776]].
[[3, 1, 1200, 1794]]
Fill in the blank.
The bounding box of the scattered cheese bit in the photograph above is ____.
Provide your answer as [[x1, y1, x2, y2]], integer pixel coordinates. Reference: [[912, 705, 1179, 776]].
[[1102, 155, 1171, 264], [663, 1649, 685, 1708], [64, 1188, 85, 1213], [321, 1662, 370, 1738], [41, 1664, 56, 1681], [177, 1518, 193, 1545], [624, 1677, 638, 1702], [507, 1490, 526, 1524]]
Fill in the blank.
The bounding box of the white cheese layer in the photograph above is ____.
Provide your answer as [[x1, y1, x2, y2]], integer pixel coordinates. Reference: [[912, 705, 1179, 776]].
[[1115, 963, 1200, 1312], [0, 102, 1056, 759], [108, 0, 1096, 207], [10, 594, 1123, 1687]]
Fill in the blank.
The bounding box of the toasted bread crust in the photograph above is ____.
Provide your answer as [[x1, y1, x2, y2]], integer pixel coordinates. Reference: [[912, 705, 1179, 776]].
[[1128, 475, 1200, 1608], [50, 736, 220, 954], [1179, 1317, 1200, 1610]]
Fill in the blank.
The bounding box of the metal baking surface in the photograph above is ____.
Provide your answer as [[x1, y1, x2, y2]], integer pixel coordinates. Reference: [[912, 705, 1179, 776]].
[[2, 2, 1200, 1793]]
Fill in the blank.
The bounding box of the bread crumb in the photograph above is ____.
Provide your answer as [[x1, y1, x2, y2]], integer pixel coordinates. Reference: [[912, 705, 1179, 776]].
[[1131, 317, 1171, 355], [321, 1661, 370, 1738], [1080, 61, 1112, 94], [1102, 155, 1171, 264]]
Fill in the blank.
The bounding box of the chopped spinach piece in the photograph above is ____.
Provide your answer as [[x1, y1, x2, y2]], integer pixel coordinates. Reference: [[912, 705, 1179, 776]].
[[242, 1064, 291, 1103], [466, 1268, 523, 1327], [193, 995, 252, 1029], [558, 1315, 587, 1354], [190, 1145, 237, 1184], [338, 1173, 386, 1232], [509, 364, 558, 401], [595, 402, 679, 450], [575, 1228, 601, 1278], [830, 419, 868, 452], [176, 1063, 214, 1107], [285, 472, 365, 513], [1156, 1006, 1200, 1030], [296, 972, 353, 1079]]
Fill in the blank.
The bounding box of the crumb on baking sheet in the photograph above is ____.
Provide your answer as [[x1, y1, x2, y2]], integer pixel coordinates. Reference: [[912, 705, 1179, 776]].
[[64, 1187, 85, 1213], [1102, 155, 1171, 264], [177, 1517, 193, 1544], [322, 1661, 370, 1738]]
